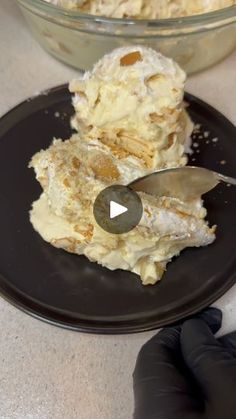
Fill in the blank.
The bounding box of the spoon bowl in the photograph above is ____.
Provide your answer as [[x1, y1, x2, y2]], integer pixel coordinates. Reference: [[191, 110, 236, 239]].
[[129, 166, 236, 201]]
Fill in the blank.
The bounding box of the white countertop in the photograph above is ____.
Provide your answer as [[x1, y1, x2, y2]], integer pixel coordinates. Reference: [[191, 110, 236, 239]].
[[0, 1, 236, 418]]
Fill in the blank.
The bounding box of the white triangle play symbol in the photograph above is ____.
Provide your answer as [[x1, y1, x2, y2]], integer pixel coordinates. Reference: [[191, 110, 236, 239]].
[[110, 201, 128, 219]]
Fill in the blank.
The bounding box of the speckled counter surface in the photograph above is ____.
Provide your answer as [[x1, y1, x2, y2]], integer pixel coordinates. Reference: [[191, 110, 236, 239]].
[[0, 1, 236, 418]]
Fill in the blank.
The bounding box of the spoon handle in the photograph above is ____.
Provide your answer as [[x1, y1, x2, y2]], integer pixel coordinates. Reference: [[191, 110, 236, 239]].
[[216, 172, 236, 186]]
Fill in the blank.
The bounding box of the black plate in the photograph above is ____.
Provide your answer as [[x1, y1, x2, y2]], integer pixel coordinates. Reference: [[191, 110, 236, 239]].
[[0, 85, 236, 334]]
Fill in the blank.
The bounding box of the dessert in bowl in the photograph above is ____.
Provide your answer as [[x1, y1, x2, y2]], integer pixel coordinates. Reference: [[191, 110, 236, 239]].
[[44, 0, 236, 18], [17, 0, 236, 73]]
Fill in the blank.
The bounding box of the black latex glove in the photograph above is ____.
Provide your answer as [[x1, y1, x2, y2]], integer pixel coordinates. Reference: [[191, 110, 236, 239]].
[[133, 308, 236, 419]]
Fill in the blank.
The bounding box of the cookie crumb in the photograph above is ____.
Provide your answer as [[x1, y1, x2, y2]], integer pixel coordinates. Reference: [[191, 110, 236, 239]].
[[194, 123, 201, 131]]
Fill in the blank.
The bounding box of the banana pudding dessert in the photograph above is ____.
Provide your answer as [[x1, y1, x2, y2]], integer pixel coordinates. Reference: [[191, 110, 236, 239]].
[[29, 46, 215, 285], [70, 46, 193, 170]]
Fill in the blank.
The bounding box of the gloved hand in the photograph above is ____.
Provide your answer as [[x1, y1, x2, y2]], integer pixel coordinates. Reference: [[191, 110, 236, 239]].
[[133, 308, 236, 419]]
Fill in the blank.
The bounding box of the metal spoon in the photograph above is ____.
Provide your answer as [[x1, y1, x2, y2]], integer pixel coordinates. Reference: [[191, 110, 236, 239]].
[[129, 166, 236, 201]]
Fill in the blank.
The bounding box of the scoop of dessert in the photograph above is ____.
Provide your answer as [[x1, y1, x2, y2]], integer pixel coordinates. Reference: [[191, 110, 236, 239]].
[[29, 45, 215, 285], [30, 134, 215, 285], [70, 46, 193, 170]]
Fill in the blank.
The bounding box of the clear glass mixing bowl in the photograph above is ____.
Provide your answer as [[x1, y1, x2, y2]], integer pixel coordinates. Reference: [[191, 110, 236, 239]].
[[17, 0, 236, 74]]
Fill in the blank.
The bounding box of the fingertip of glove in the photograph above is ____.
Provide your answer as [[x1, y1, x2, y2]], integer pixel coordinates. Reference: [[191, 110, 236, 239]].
[[180, 308, 222, 350], [196, 307, 222, 334]]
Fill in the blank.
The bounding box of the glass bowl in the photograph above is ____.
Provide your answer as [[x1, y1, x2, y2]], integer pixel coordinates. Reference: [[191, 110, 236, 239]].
[[17, 0, 236, 74]]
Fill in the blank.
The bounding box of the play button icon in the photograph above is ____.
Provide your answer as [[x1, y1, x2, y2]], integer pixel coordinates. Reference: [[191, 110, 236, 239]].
[[110, 201, 128, 219], [93, 185, 143, 234]]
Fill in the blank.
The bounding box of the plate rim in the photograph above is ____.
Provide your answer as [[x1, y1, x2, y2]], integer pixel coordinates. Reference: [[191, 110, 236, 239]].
[[0, 269, 236, 334]]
